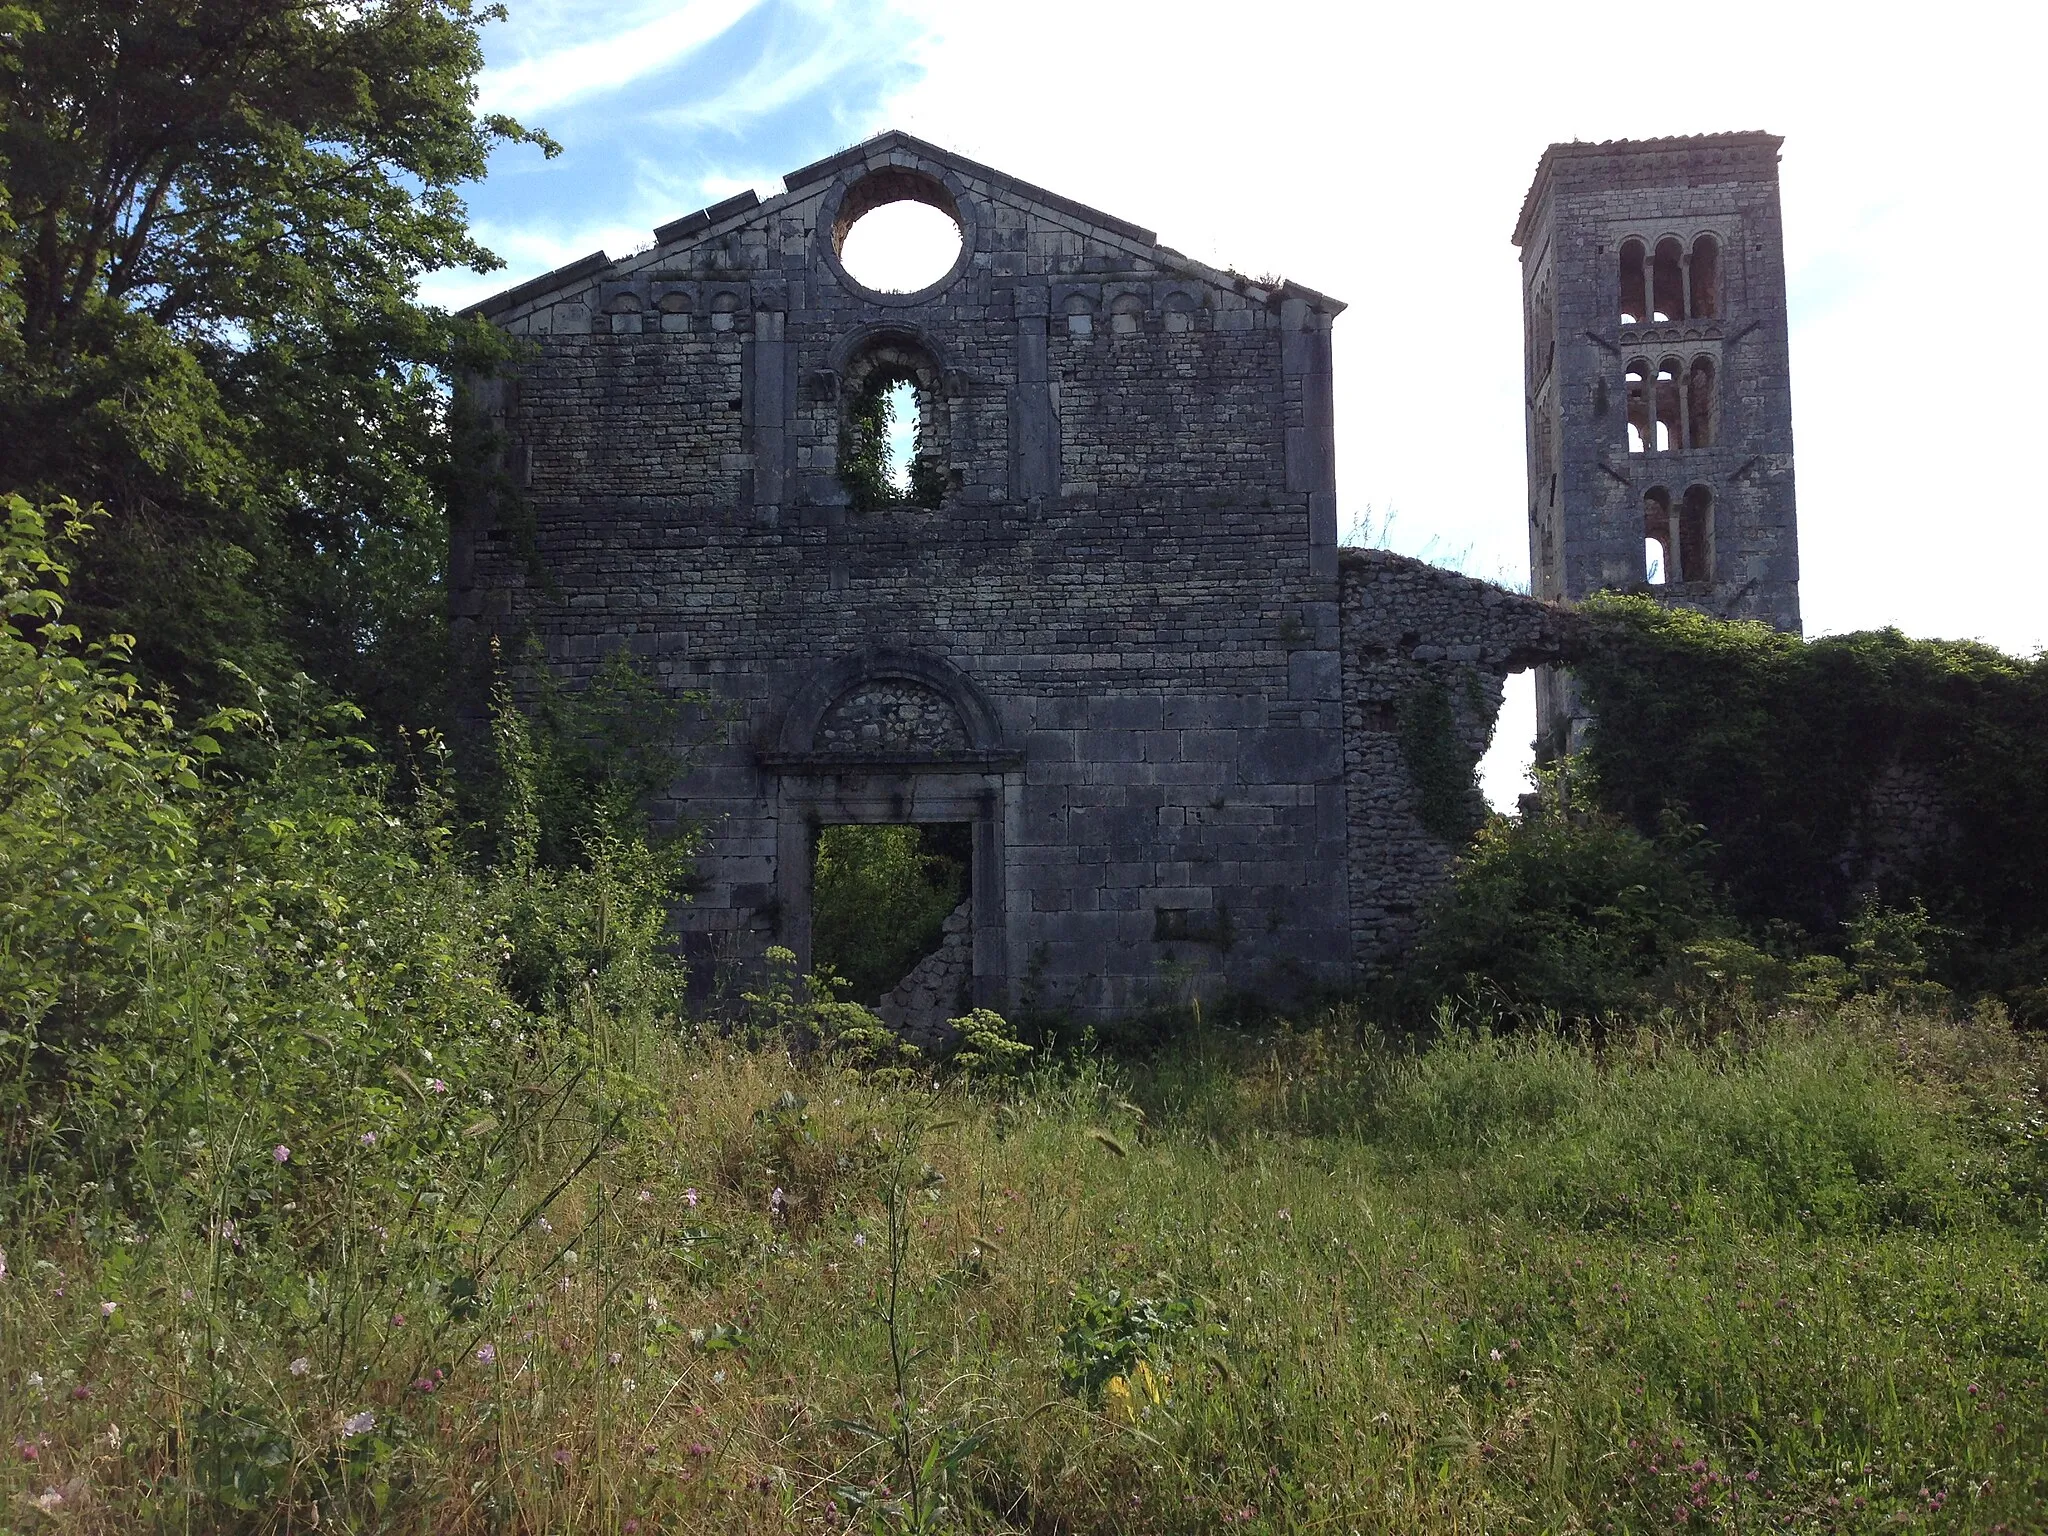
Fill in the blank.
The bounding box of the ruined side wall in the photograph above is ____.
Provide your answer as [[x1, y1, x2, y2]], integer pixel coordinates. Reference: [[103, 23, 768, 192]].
[[1339, 550, 1571, 962]]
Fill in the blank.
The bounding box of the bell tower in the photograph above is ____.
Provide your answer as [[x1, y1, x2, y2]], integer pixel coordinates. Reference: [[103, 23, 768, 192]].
[[1514, 133, 1801, 742]]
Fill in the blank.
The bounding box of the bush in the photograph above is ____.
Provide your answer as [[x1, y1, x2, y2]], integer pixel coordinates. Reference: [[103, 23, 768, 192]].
[[1406, 765, 1731, 1023]]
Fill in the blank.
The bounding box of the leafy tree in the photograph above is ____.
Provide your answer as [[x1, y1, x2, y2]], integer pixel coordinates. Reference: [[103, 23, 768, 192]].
[[0, 0, 554, 721]]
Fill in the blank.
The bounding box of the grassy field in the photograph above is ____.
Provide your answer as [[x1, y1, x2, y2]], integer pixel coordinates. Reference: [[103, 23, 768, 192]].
[[4, 999, 2046, 1533]]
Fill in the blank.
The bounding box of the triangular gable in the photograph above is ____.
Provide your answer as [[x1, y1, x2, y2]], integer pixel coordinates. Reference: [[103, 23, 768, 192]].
[[468, 130, 1342, 322]]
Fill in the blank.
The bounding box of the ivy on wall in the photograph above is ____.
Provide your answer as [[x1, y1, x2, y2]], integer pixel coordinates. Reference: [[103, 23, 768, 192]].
[[1568, 594, 2048, 1012], [1398, 678, 1487, 844]]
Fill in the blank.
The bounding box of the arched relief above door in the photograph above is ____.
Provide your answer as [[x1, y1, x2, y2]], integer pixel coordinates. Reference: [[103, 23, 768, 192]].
[[761, 650, 1020, 771], [818, 680, 968, 753]]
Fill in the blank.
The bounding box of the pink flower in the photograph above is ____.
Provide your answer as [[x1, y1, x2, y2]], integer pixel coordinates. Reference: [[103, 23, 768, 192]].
[[683, 1188, 699, 1208], [412, 1377, 437, 1393], [272, 1145, 290, 1164], [637, 1189, 654, 1204], [341, 1410, 375, 1437], [100, 1300, 117, 1318], [389, 1312, 406, 1328], [425, 1078, 449, 1094], [553, 1448, 573, 1467], [288, 1357, 310, 1377], [359, 1131, 377, 1147], [476, 1342, 496, 1365], [607, 1350, 623, 1366]]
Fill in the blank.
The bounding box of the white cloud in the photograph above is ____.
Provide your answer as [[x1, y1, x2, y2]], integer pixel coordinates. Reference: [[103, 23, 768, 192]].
[[476, 0, 762, 118]]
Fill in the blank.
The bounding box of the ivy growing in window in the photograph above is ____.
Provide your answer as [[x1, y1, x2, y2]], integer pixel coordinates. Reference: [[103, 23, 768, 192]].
[[840, 367, 946, 513]]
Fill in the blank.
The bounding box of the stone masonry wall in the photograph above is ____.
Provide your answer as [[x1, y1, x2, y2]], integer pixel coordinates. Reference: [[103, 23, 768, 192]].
[[1339, 549, 1571, 962], [875, 902, 973, 1052]]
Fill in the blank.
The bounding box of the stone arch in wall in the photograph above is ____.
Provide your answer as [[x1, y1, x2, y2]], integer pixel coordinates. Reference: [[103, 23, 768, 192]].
[[832, 327, 954, 511], [762, 651, 1019, 1017]]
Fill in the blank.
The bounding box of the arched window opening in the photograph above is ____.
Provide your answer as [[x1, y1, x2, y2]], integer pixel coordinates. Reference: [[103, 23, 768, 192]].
[[1625, 360, 1650, 454], [1655, 359, 1683, 453], [1687, 355, 1716, 448], [1619, 239, 1648, 325], [1652, 238, 1685, 322], [1109, 293, 1145, 337], [1063, 293, 1094, 337], [1689, 234, 1720, 318], [832, 169, 966, 294], [840, 340, 947, 512], [1679, 485, 1713, 583], [1163, 292, 1198, 334], [1643, 487, 1675, 583]]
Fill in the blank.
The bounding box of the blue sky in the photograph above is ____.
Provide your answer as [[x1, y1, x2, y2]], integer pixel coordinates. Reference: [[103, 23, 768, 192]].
[[435, 0, 2048, 803]]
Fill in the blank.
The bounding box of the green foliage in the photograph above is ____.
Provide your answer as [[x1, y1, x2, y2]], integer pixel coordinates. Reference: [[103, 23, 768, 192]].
[[947, 1007, 1032, 1081], [0, 0, 554, 725], [1571, 594, 2048, 1013], [811, 824, 968, 1003], [1397, 676, 1486, 842], [838, 372, 945, 513], [1408, 764, 1732, 1022], [1057, 1285, 1195, 1403]]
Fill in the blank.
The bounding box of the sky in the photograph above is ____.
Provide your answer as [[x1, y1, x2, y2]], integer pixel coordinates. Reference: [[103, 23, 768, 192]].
[[434, 0, 2048, 806]]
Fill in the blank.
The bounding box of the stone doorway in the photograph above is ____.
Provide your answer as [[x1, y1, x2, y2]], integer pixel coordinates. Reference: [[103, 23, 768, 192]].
[[762, 649, 1020, 1031], [810, 820, 973, 1051]]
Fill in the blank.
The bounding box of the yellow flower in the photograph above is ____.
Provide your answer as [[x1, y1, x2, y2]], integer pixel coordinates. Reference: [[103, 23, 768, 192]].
[[1105, 1374, 1136, 1421], [1133, 1358, 1167, 1405]]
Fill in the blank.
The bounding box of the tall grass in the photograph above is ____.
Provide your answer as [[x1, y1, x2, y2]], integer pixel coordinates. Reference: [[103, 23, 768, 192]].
[[5, 1001, 2044, 1532]]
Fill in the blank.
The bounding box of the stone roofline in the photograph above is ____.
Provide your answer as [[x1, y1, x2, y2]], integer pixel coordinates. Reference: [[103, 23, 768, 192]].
[[463, 129, 1345, 323], [1511, 131, 1784, 248]]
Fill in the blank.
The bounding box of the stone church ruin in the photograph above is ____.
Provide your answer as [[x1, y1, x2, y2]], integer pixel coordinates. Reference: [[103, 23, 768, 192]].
[[454, 130, 1798, 1027]]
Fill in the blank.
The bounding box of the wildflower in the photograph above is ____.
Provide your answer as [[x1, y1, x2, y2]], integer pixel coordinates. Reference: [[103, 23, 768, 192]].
[[536, 1216, 553, 1234], [683, 1188, 700, 1208], [289, 1357, 311, 1377], [476, 1342, 497, 1365], [34, 1489, 64, 1513], [359, 1131, 377, 1147], [769, 1187, 785, 1214], [25, 1373, 42, 1389], [412, 1377, 437, 1393], [853, 1232, 867, 1248], [553, 1448, 573, 1467], [1489, 1348, 1503, 1362], [18, 1441, 40, 1461], [342, 1410, 376, 1437], [71, 1385, 92, 1400], [607, 1351, 622, 1366], [273, 1144, 290, 1164], [637, 1189, 654, 1204], [390, 1312, 406, 1327], [100, 1300, 117, 1318], [711, 1369, 726, 1385], [1276, 1208, 1291, 1223], [425, 1078, 449, 1094], [689, 1328, 707, 1346]]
